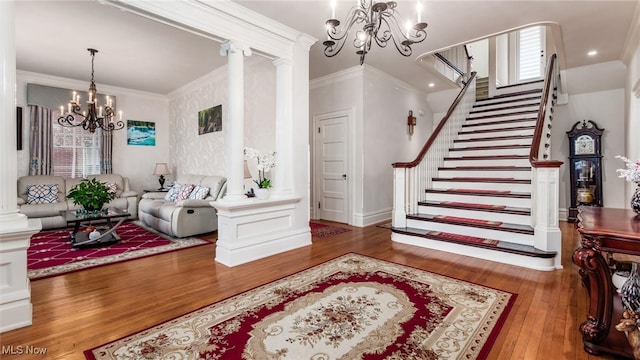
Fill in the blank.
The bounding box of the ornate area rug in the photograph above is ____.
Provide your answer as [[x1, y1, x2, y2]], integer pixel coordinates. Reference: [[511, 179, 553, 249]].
[[28, 221, 210, 280], [310, 221, 351, 238], [85, 253, 516, 360]]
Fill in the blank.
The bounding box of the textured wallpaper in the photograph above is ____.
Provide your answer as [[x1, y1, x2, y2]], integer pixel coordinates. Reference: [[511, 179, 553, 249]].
[[169, 57, 276, 179]]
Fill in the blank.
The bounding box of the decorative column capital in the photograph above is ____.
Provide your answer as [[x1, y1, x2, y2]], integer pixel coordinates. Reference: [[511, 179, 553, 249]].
[[220, 40, 252, 57]]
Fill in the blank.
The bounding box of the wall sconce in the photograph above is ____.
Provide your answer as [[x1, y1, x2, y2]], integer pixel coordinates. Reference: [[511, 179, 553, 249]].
[[407, 110, 417, 135]]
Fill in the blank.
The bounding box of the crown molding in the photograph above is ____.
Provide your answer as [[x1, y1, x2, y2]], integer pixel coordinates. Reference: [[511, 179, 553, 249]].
[[309, 66, 363, 90], [621, 3, 640, 65], [16, 70, 168, 101]]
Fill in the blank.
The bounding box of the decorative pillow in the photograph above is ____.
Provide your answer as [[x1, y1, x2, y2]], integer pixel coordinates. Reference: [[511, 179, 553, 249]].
[[26, 184, 59, 204], [164, 183, 182, 201], [105, 182, 118, 194], [188, 185, 210, 200], [174, 184, 195, 201]]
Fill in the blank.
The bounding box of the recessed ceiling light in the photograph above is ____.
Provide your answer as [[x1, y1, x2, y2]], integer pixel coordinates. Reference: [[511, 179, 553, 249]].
[[588, 50, 598, 56], [428, 82, 435, 87]]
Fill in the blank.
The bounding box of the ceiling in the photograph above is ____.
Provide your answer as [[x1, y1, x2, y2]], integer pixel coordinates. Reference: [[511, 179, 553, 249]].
[[15, 0, 639, 95]]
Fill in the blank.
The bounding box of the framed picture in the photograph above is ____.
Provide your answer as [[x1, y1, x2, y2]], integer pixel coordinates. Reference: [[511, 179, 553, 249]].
[[127, 120, 156, 146], [198, 104, 222, 135]]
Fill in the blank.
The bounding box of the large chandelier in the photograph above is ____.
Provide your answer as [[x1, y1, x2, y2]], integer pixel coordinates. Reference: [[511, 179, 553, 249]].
[[58, 48, 124, 133], [323, 1, 427, 65]]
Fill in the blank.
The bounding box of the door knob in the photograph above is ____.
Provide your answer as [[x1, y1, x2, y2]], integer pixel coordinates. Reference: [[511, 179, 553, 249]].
[[342, 174, 347, 180]]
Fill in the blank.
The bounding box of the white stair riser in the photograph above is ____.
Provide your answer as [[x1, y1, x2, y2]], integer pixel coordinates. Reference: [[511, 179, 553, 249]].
[[426, 192, 532, 208], [476, 93, 541, 105], [467, 113, 537, 122], [432, 181, 531, 192], [417, 205, 531, 226], [458, 128, 535, 140], [473, 99, 540, 111], [454, 138, 532, 147], [469, 106, 539, 118], [463, 120, 536, 132], [391, 233, 555, 271], [438, 169, 531, 179], [443, 158, 530, 167], [406, 218, 534, 245], [449, 147, 530, 156]]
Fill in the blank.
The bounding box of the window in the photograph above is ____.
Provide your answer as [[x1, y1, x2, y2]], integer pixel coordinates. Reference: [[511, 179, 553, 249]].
[[52, 111, 102, 178], [517, 26, 544, 81]]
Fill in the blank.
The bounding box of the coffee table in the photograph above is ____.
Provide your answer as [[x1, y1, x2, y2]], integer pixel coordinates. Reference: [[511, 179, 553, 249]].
[[61, 207, 130, 249]]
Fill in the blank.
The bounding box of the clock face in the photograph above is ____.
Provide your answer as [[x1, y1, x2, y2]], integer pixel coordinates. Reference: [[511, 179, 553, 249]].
[[575, 135, 595, 155]]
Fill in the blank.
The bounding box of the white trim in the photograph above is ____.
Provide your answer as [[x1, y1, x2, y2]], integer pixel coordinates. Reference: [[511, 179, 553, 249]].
[[353, 208, 392, 228], [621, 3, 640, 65], [310, 66, 363, 89]]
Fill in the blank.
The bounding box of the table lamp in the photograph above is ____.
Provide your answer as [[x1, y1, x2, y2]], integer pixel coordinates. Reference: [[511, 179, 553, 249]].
[[153, 163, 170, 190]]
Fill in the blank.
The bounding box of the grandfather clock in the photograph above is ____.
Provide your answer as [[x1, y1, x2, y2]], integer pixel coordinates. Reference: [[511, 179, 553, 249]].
[[566, 120, 604, 222]]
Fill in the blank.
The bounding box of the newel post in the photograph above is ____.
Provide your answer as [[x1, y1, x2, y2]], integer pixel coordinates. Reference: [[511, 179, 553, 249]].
[[532, 160, 564, 269], [392, 167, 407, 228]]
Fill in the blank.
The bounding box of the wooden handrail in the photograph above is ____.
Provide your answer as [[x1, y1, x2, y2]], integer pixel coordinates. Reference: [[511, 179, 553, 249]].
[[433, 52, 465, 77], [393, 71, 477, 169], [529, 53, 558, 167]]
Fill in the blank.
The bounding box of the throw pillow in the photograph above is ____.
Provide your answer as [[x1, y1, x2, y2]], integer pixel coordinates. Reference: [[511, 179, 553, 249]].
[[105, 182, 118, 194], [164, 183, 182, 201], [188, 185, 210, 200], [174, 184, 195, 201], [26, 184, 59, 204]]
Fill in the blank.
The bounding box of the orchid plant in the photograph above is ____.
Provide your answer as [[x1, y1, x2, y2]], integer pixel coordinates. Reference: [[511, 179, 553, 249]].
[[244, 147, 276, 189], [616, 155, 640, 185]]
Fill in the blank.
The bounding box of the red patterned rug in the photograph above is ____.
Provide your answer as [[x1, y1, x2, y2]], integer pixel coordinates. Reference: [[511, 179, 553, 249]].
[[310, 221, 351, 238], [85, 253, 516, 360], [28, 221, 211, 280]]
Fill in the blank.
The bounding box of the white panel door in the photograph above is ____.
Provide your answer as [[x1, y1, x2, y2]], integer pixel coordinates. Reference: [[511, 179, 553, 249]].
[[315, 114, 348, 223]]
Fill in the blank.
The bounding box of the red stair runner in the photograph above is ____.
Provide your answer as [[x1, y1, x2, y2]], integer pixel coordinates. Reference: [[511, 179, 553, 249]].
[[427, 231, 499, 246], [434, 215, 503, 226], [441, 202, 507, 209]]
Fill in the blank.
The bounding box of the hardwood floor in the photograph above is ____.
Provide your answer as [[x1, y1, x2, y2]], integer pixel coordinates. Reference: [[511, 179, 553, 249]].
[[1, 221, 619, 359]]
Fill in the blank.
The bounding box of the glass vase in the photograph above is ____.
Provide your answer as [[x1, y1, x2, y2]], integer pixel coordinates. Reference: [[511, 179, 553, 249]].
[[631, 186, 640, 214], [621, 262, 640, 313]]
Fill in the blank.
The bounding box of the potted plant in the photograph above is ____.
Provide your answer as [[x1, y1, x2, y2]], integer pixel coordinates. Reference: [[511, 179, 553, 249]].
[[244, 147, 276, 199], [67, 178, 116, 212]]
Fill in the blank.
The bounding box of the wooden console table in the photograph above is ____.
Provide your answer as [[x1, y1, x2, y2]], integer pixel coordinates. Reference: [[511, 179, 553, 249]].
[[573, 207, 640, 358]]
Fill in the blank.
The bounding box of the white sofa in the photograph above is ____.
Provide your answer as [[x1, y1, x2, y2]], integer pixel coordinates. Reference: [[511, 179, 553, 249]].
[[17, 174, 139, 230], [138, 174, 226, 238]]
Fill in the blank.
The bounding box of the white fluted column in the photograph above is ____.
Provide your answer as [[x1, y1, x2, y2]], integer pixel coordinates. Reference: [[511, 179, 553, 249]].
[[271, 58, 293, 197], [220, 40, 251, 201], [0, 0, 41, 333]]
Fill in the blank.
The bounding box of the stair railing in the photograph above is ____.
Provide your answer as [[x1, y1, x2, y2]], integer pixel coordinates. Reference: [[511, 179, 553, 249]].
[[392, 72, 477, 227], [433, 45, 472, 86], [528, 53, 564, 269]]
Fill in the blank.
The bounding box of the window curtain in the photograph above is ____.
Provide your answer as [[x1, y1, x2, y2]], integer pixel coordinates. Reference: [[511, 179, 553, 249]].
[[28, 105, 53, 175], [101, 130, 113, 174]]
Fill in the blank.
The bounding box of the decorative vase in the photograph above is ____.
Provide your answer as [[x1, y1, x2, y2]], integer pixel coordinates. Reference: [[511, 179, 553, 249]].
[[254, 188, 270, 200], [621, 262, 640, 313], [631, 186, 640, 214]]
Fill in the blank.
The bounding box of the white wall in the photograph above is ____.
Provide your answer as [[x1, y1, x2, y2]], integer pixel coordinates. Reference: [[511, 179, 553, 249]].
[[15, 70, 170, 194], [167, 57, 276, 182], [309, 65, 433, 226], [624, 26, 640, 202], [553, 87, 627, 211], [362, 67, 433, 224]]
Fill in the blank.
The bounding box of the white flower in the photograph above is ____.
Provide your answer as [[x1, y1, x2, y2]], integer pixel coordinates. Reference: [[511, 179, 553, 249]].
[[244, 147, 276, 188], [616, 155, 640, 184]]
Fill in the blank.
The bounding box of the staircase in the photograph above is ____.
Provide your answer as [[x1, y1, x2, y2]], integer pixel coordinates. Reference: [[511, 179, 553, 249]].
[[391, 80, 560, 270]]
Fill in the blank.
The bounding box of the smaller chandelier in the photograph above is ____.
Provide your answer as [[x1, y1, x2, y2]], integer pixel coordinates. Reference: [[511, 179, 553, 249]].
[[58, 48, 124, 133], [324, 0, 428, 65]]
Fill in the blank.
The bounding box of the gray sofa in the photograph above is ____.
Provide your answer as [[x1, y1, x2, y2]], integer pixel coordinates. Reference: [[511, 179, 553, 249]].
[[17, 174, 139, 230], [138, 174, 226, 238]]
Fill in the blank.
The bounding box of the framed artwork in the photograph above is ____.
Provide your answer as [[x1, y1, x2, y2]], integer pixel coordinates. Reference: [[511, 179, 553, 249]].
[[17, 106, 23, 150], [198, 104, 222, 135], [127, 120, 156, 146]]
